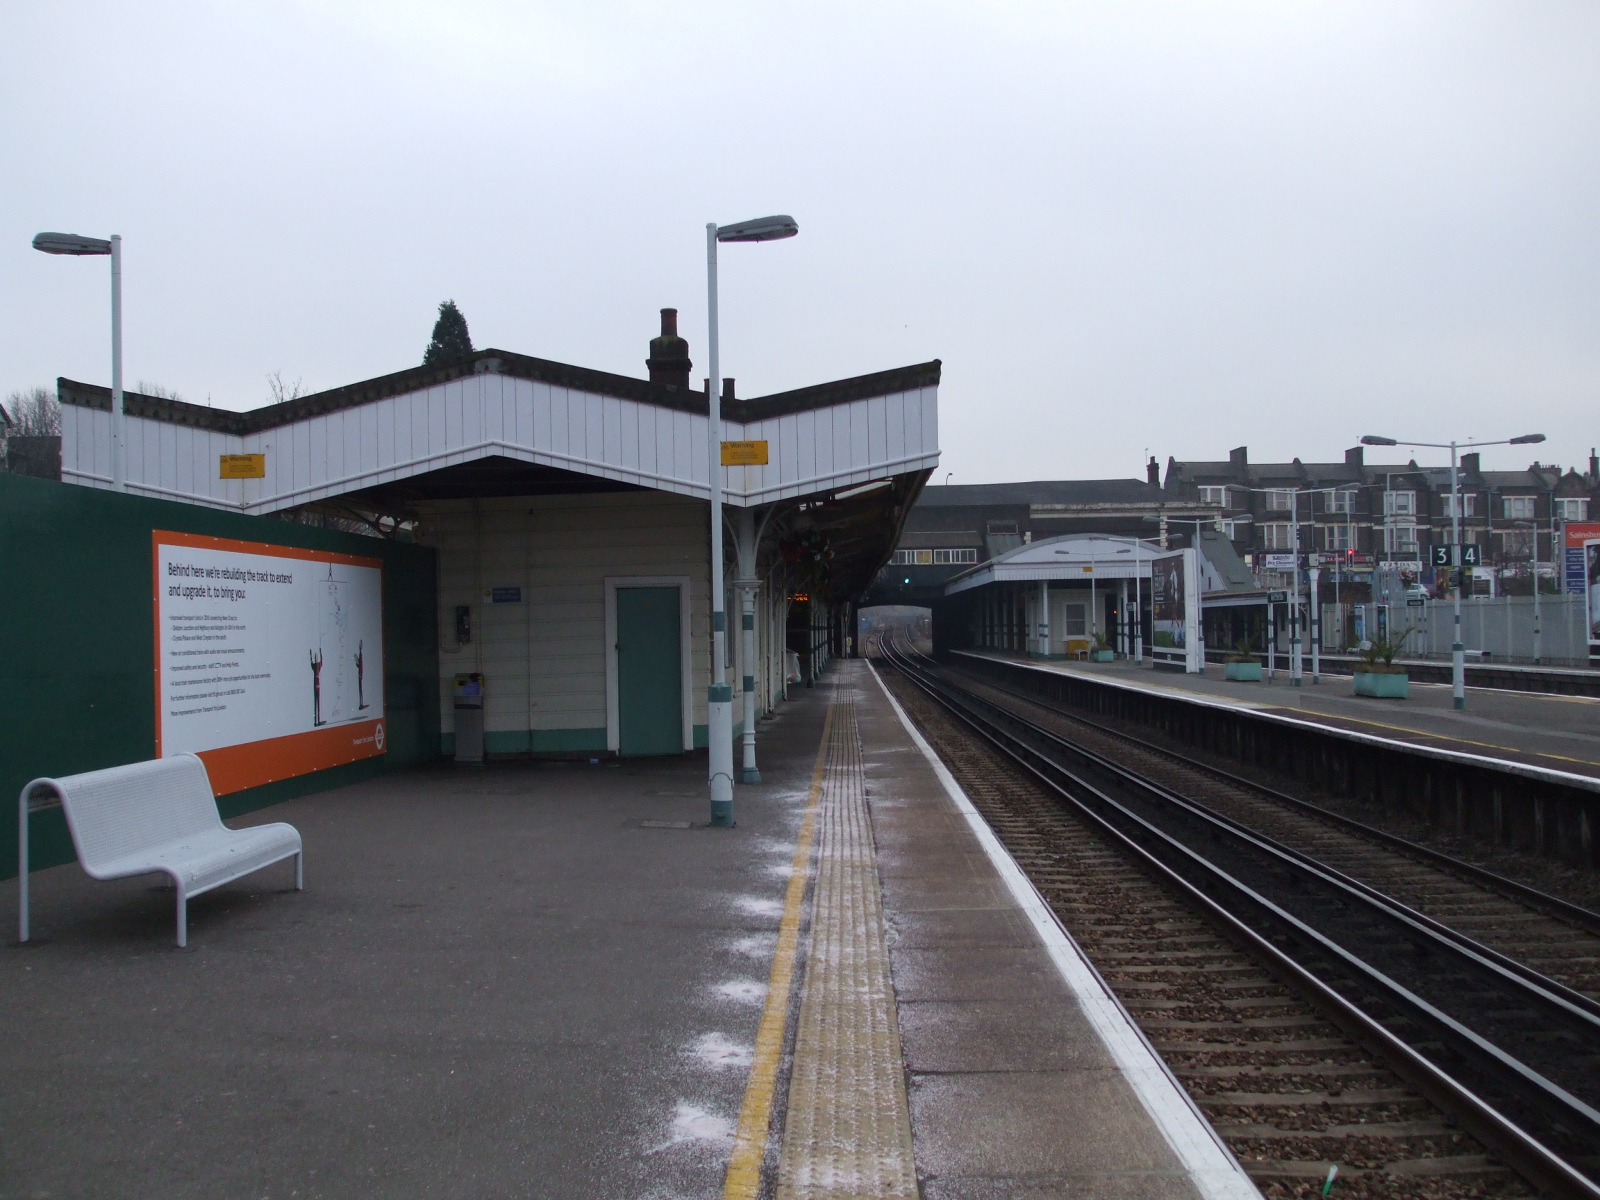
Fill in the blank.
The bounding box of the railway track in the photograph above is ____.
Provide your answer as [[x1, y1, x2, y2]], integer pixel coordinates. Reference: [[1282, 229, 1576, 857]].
[[940, 653, 1600, 998], [874, 637, 1600, 1200]]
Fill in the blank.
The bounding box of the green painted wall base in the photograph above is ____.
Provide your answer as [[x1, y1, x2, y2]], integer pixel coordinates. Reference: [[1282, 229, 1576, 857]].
[[439, 722, 739, 758]]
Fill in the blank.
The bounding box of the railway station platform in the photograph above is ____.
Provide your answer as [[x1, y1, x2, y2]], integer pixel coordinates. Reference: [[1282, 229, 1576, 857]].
[[1, 662, 1255, 1200], [957, 649, 1600, 782]]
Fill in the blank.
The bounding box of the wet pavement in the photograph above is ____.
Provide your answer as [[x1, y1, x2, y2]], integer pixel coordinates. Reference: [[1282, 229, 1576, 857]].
[[1, 692, 827, 1199]]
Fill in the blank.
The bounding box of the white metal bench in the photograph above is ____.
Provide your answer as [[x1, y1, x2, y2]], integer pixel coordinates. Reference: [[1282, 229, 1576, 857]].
[[17, 754, 302, 948]]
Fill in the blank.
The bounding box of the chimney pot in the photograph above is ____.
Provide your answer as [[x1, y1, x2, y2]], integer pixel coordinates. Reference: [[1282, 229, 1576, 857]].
[[646, 307, 692, 388]]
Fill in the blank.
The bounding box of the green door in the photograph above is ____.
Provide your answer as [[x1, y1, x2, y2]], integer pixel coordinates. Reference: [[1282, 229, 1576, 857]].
[[617, 587, 683, 755]]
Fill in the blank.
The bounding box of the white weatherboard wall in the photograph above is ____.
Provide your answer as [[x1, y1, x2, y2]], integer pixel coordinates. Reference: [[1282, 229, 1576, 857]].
[[63, 373, 939, 513], [422, 492, 712, 755]]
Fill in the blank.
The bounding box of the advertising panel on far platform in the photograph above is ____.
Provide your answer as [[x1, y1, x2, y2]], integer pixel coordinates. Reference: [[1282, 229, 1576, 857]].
[[1150, 547, 1203, 672], [153, 531, 386, 794], [1566, 522, 1600, 662]]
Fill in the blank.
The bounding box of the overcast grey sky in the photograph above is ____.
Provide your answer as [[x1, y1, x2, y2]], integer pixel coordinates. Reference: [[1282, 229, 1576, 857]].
[[4, 2, 1597, 482]]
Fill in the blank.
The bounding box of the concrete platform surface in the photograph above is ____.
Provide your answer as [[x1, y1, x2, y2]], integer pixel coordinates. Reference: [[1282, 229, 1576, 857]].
[[958, 650, 1600, 780], [3, 699, 830, 1199], [3, 662, 1257, 1200]]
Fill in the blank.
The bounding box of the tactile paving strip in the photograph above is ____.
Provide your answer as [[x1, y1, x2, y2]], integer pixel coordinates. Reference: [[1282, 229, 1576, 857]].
[[776, 671, 918, 1200]]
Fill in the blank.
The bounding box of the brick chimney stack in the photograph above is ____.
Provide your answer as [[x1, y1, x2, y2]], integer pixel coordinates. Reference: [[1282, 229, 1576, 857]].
[[1590, 447, 1598, 484], [646, 308, 692, 389], [1147, 456, 1160, 486], [1461, 451, 1480, 475]]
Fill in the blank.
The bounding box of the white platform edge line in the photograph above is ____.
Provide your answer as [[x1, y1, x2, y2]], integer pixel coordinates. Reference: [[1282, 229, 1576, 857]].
[[865, 661, 1261, 1200], [952, 650, 1600, 794]]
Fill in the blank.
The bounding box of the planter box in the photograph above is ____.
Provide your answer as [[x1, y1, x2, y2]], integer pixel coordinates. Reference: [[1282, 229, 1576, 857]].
[[1354, 670, 1409, 699], [1091, 649, 1115, 662], [1224, 662, 1262, 682]]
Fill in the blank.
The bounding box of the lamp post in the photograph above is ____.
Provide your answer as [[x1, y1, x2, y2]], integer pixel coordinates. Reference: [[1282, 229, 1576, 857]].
[[1510, 519, 1542, 663], [32, 232, 123, 491], [705, 215, 798, 828], [1361, 433, 1545, 710]]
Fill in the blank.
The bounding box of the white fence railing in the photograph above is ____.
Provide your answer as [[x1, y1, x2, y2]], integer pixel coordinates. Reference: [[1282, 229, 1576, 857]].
[[1327, 595, 1591, 666]]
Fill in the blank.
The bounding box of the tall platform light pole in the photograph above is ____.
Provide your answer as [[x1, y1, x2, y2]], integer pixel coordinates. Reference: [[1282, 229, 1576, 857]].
[[32, 232, 123, 491], [1362, 432, 1545, 710], [705, 215, 798, 828]]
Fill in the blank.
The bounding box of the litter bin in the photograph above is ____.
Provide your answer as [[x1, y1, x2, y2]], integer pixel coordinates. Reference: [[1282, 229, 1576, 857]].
[[453, 672, 485, 765]]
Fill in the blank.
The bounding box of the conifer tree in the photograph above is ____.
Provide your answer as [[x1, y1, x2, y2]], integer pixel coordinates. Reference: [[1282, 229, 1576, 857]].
[[423, 300, 474, 364]]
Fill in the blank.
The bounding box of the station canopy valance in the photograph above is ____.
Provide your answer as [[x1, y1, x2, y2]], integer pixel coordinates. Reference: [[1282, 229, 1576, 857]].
[[56, 347, 940, 519], [944, 533, 1165, 595]]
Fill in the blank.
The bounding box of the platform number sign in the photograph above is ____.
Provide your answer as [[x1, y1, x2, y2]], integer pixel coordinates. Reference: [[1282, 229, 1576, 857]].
[[1430, 544, 1481, 568]]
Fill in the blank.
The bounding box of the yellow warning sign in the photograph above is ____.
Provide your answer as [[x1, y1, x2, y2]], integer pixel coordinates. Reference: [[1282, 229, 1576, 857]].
[[219, 454, 266, 479], [720, 440, 769, 466]]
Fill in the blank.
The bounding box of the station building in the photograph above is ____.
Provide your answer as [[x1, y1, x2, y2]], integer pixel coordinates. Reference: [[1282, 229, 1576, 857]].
[[54, 311, 940, 761]]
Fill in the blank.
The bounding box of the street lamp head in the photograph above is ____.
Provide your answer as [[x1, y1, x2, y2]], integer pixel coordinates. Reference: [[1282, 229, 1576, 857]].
[[1509, 433, 1546, 445], [32, 231, 113, 256], [715, 215, 799, 243], [1360, 435, 1398, 447]]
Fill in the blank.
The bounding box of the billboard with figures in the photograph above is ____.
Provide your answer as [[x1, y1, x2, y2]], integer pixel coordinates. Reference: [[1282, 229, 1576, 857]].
[[153, 531, 385, 794], [1568, 522, 1600, 663], [1149, 547, 1203, 672]]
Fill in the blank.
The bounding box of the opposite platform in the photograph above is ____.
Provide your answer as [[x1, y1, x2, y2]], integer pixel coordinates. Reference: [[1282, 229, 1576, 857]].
[[956, 648, 1600, 782]]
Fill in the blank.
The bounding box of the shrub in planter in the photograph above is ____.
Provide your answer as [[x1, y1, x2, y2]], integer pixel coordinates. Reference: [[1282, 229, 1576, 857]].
[[1090, 631, 1115, 662], [1223, 638, 1262, 681], [1353, 632, 1410, 699]]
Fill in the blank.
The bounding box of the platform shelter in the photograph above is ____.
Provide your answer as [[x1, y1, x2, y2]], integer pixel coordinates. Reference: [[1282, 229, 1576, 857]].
[[944, 533, 1166, 660], [56, 311, 940, 766]]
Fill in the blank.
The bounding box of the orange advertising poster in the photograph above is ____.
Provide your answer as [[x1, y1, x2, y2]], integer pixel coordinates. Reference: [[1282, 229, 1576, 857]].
[[153, 531, 385, 794]]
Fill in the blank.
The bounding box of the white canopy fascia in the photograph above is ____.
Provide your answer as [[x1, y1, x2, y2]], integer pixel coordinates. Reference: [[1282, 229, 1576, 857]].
[[945, 534, 1165, 596], [61, 372, 939, 515]]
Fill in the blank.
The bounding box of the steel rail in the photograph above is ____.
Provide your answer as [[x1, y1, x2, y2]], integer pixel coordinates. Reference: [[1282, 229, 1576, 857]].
[[944, 648, 1600, 938], [878, 636, 1600, 1200]]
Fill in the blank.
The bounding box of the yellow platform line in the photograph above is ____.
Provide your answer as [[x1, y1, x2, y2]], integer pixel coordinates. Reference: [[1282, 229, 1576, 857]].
[[722, 696, 835, 1200]]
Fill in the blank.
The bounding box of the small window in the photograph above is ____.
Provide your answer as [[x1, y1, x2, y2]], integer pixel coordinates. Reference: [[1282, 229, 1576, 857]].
[[1265, 490, 1294, 512], [986, 520, 1017, 535], [1383, 490, 1415, 516], [1385, 524, 1419, 554], [932, 548, 978, 565], [1198, 486, 1228, 506], [1557, 498, 1590, 521], [1503, 496, 1534, 520], [1062, 603, 1087, 637], [1503, 529, 1534, 558], [1324, 526, 1353, 552], [1442, 493, 1476, 518], [1324, 489, 1353, 513], [1261, 523, 1293, 550]]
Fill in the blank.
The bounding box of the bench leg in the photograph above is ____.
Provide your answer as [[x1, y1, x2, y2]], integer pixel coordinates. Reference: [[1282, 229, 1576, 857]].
[[175, 884, 187, 949], [294, 850, 303, 891]]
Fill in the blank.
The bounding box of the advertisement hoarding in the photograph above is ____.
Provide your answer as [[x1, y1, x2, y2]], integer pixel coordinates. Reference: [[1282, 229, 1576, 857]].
[[154, 531, 386, 794], [1566, 523, 1600, 662], [1150, 547, 1203, 672]]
